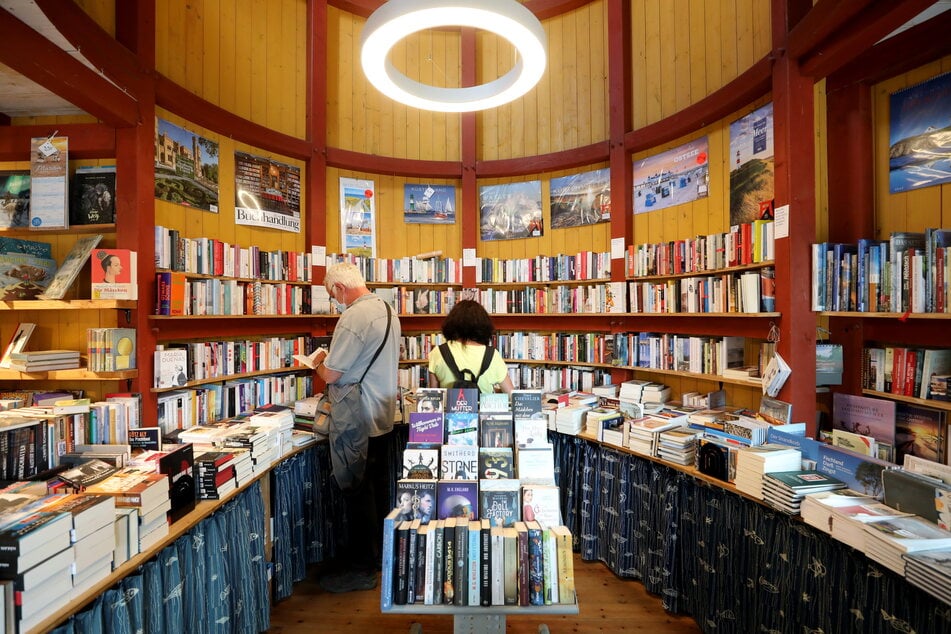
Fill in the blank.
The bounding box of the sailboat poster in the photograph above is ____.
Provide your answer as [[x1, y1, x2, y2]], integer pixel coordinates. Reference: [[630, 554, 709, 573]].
[[403, 184, 456, 224]]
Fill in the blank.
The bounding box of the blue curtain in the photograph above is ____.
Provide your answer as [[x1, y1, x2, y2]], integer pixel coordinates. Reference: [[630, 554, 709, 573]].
[[559, 435, 951, 634]]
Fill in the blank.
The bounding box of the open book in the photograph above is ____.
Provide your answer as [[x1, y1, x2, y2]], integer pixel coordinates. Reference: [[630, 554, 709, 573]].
[[293, 347, 328, 369]]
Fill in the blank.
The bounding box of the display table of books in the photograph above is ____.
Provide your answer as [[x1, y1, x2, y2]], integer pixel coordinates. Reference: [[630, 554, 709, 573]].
[[381, 387, 579, 634]]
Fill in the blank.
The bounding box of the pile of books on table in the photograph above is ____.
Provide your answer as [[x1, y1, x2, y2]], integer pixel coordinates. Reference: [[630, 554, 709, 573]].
[[761, 470, 846, 514]]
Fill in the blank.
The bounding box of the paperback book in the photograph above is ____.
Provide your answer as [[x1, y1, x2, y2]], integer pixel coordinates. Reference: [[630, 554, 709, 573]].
[[479, 479, 520, 527], [478, 447, 515, 479], [37, 234, 103, 300], [408, 411, 445, 444], [440, 444, 478, 480], [437, 480, 478, 520], [445, 412, 478, 445], [70, 166, 116, 225]]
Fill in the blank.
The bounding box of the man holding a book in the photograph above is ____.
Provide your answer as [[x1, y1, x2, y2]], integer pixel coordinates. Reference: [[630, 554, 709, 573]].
[[311, 262, 401, 593]]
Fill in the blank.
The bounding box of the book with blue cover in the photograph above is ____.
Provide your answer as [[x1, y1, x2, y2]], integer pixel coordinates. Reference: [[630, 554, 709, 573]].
[[816, 444, 896, 500], [437, 480, 478, 521]]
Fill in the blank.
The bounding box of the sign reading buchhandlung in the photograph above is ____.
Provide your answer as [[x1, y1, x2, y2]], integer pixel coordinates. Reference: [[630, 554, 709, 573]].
[[234, 152, 301, 233]]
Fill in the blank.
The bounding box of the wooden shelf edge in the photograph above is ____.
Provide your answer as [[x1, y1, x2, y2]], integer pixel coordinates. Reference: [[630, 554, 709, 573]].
[[154, 269, 313, 286], [861, 389, 951, 411], [148, 314, 332, 319], [627, 260, 775, 282], [151, 366, 313, 392], [0, 369, 137, 380], [0, 300, 135, 311], [821, 311, 951, 319]]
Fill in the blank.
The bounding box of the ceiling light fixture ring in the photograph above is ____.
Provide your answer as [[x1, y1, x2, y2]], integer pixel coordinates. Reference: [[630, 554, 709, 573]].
[[360, 0, 547, 113]]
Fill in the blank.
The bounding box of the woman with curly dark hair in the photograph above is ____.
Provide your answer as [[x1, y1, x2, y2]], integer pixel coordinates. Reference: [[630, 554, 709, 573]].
[[427, 299, 514, 394]]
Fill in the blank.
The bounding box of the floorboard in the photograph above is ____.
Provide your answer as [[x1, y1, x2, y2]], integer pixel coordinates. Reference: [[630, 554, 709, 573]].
[[267, 555, 702, 633]]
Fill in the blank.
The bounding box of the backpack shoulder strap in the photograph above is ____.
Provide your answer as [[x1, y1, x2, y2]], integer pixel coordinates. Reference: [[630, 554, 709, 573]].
[[475, 345, 494, 379], [439, 342, 463, 382]]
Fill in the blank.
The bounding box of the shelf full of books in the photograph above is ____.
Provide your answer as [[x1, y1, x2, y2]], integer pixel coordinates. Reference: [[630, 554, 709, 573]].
[[626, 220, 775, 277], [383, 386, 578, 614], [811, 228, 950, 314], [154, 225, 314, 282], [327, 252, 463, 285], [861, 344, 951, 407]]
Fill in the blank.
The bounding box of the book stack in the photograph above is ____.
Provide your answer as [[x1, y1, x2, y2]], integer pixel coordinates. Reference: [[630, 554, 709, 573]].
[[733, 445, 803, 500], [0, 506, 74, 633], [554, 405, 590, 435], [84, 467, 171, 552], [902, 549, 951, 605], [761, 470, 847, 515], [626, 415, 685, 457], [584, 407, 625, 446], [248, 403, 296, 461], [826, 501, 913, 551], [194, 449, 238, 500], [863, 515, 951, 575], [800, 489, 880, 537], [657, 427, 702, 466], [7, 349, 81, 372]]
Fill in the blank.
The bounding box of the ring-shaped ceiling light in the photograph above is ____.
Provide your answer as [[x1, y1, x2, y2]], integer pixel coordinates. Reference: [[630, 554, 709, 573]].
[[360, 0, 547, 112]]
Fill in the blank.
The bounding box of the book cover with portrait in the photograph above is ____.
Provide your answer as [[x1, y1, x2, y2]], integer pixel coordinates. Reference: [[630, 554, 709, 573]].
[[90, 248, 138, 300]]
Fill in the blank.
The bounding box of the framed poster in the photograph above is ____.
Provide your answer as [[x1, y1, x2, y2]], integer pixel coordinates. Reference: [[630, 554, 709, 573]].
[[234, 151, 301, 233], [550, 167, 610, 228], [155, 117, 220, 212], [633, 136, 709, 215], [729, 102, 775, 225], [340, 177, 376, 257], [479, 181, 543, 241], [403, 184, 456, 224], [889, 72, 951, 193]]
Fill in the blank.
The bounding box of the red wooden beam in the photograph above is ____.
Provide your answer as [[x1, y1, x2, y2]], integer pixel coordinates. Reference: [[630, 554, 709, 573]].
[[798, 0, 936, 79], [785, 0, 874, 60], [829, 10, 951, 88], [0, 123, 115, 161], [626, 56, 773, 153], [154, 74, 312, 160], [476, 142, 609, 178], [325, 147, 462, 178], [607, 0, 633, 272], [329, 0, 589, 21], [33, 0, 149, 93], [0, 8, 139, 128]]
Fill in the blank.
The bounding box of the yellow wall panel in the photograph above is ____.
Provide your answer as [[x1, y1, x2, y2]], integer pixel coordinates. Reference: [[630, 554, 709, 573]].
[[156, 0, 305, 139], [74, 0, 114, 34]]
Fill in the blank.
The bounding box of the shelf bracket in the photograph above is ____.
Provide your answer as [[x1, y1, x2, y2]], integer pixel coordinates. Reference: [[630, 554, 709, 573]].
[[123, 308, 132, 324]]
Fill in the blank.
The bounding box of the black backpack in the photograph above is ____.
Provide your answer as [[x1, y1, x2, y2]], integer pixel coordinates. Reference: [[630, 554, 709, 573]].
[[438, 342, 493, 390]]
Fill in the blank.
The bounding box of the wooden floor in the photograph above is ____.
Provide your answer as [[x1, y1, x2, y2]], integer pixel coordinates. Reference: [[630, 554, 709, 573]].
[[267, 554, 702, 633]]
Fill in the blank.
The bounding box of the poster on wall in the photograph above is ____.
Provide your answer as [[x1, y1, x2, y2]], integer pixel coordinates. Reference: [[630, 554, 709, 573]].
[[403, 184, 456, 224], [889, 72, 951, 194], [632, 136, 709, 215], [154, 117, 220, 212], [729, 102, 775, 225], [234, 152, 301, 233], [550, 168, 610, 228], [479, 181, 543, 241], [340, 177, 376, 257], [0, 171, 30, 228]]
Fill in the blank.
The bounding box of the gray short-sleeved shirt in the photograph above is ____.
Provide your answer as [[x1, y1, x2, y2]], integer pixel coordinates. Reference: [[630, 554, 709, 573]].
[[323, 293, 401, 437]]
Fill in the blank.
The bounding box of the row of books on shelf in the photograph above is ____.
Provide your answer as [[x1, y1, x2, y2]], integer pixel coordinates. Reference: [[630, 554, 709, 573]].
[[381, 509, 576, 610], [628, 266, 774, 313], [152, 335, 325, 388], [611, 333, 765, 379], [1, 323, 134, 375], [0, 394, 143, 481], [154, 225, 314, 282], [326, 252, 463, 285], [811, 228, 950, 313], [861, 345, 951, 400], [475, 251, 610, 284], [155, 374, 311, 435], [474, 283, 627, 315], [625, 219, 775, 277], [155, 270, 317, 316]]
